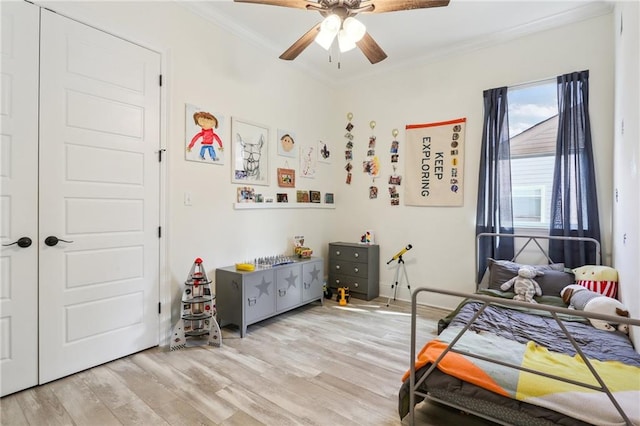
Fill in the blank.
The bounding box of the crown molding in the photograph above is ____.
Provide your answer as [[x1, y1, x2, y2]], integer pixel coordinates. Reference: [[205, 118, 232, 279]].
[[177, 1, 613, 88]]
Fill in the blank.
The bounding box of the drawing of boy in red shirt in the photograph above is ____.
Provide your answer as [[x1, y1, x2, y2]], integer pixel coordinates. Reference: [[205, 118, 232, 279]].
[[188, 112, 223, 161]]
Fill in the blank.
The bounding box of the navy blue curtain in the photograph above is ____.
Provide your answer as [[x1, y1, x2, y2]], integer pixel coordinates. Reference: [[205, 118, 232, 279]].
[[475, 87, 514, 283], [549, 71, 601, 267]]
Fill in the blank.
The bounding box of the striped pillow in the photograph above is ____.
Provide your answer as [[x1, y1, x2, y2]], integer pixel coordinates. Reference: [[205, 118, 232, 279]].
[[572, 265, 619, 299]]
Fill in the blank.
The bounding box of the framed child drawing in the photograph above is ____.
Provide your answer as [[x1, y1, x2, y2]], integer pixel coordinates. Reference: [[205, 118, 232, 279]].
[[277, 129, 297, 158], [317, 139, 332, 164], [299, 144, 317, 178], [185, 104, 226, 165], [231, 117, 270, 186]]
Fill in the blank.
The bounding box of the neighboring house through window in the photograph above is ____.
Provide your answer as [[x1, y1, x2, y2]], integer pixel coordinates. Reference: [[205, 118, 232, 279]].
[[508, 81, 558, 230]]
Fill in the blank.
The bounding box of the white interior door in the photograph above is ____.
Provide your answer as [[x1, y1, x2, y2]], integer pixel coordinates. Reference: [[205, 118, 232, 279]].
[[0, 1, 40, 397], [38, 10, 161, 383]]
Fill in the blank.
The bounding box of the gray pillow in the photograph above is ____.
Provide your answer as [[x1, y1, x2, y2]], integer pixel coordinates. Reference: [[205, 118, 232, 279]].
[[534, 269, 576, 296], [487, 258, 574, 297]]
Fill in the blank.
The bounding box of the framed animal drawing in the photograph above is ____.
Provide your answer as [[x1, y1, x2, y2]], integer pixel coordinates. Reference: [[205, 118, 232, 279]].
[[232, 117, 269, 186]]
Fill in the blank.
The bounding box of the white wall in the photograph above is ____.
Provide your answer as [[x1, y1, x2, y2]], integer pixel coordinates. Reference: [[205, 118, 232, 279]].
[[613, 1, 640, 347], [44, 2, 617, 329], [333, 13, 615, 309]]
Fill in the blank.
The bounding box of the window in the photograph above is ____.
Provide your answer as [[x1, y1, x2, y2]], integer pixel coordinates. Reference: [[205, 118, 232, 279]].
[[477, 72, 599, 272], [507, 81, 557, 229], [513, 185, 544, 223]]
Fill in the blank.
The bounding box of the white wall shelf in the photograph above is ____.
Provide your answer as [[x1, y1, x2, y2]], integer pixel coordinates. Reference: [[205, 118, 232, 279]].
[[233, 203, 335, 210]]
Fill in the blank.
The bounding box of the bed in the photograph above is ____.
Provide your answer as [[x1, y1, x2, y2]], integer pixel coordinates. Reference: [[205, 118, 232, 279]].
[[399, 233, 640, 426]]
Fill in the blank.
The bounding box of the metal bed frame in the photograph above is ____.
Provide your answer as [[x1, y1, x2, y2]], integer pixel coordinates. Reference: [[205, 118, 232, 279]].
[[407, 233, 639, 426]]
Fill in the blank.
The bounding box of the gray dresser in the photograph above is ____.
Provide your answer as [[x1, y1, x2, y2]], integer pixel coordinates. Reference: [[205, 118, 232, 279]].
[[328, 242, 379, 301], [215, 257, 323, 337]]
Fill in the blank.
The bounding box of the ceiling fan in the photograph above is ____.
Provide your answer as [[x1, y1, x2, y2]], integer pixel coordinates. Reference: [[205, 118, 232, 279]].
[[233, 0, 450, 64]]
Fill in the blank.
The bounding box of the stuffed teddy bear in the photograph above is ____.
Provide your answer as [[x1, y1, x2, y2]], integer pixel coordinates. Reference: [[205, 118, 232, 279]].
[[500, 265, 543, 303]]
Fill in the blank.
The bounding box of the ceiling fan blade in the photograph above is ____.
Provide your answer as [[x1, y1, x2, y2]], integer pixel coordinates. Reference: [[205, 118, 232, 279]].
[[356, 32, 387, 64], [279, 22, 322, 61], [233, 0, 317, 10], [361, 0, 450, 14]]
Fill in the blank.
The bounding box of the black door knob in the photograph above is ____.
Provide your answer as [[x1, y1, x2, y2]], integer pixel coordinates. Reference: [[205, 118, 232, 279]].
[[2, 237, 32, 248], [44, 236, 74, 247]]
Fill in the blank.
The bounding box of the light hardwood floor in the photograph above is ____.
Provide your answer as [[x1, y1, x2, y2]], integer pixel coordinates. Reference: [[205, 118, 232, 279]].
[[0, 297, 492, 426]]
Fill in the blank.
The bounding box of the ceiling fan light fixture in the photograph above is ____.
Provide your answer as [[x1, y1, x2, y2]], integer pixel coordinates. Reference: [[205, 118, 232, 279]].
[[321, 13, 341, 33], [238, 0, 451, 64], [342, 17, 366, 43], [338, 29, 357, 53], [315, 29, 337, 50], [314, 14, 341, 50]]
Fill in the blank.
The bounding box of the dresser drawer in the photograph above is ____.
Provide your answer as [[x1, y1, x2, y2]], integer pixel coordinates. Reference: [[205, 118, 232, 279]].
[[329, 244, 369, 263], [328, 273, 369, 295], [330, 259, 368, 279]]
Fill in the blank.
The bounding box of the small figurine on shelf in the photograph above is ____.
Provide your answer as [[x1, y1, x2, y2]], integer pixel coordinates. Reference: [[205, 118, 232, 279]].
[[170, 257, 222, 350], [293, 235, 313, 258], [360, 230, 375, 244], [295, 247, 313, 258]]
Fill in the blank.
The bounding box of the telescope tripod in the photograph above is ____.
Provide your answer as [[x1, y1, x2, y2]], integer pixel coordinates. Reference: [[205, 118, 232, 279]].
[[386, 256, 411, 306]]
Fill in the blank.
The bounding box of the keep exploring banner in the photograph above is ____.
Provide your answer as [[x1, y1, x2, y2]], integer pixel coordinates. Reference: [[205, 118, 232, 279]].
[[404, 118, 466, 206]]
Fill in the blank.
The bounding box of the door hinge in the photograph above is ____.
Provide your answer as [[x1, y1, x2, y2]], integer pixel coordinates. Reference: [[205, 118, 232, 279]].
[[158, 226, 162, 238], [158, 302, 161, 314], [159, 74, 163, 87], [158, 148, 166, 162]]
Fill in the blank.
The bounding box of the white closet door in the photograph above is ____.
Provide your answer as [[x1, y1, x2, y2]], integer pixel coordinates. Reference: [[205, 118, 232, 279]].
[[0, 1, 40, 397], [38, 10, 161, 383]]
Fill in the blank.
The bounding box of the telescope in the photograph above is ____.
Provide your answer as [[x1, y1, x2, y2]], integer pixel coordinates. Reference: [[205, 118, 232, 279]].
[[387, 244, 412, 264]]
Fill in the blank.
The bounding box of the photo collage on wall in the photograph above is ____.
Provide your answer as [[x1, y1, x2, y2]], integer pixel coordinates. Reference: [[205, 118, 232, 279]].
[[363, 120, 380, 199], [388, 128, 401, 206], [344, 112, 354, 184], [342, 112, 402, 205]]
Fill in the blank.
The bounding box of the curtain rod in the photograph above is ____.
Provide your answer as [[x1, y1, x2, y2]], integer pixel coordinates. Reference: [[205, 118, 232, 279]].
[[507, 70, 588, 90], [507, 74, 557, 90]]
